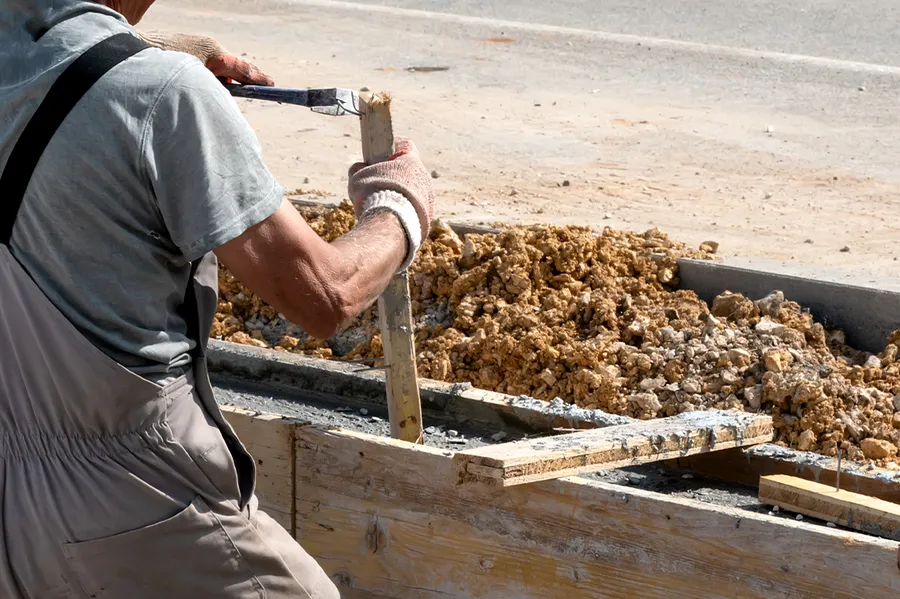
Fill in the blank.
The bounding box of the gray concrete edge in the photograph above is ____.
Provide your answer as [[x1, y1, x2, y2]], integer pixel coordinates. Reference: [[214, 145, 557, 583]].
[[209, 339, 548, 432]]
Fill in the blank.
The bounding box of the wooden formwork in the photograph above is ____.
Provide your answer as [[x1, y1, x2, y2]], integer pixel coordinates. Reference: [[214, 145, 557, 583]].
[[211, 341, 900, 504], [213, 342, 900, 598]]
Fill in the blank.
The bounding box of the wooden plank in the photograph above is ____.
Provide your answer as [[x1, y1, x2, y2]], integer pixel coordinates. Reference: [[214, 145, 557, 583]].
[[668, 445, 900, 503], [358, 91, 424, 445], [759, 474, 900, 540], [293, 424, 900, 599], [220, 405, 299, 534], [297, 489, 686, 598], [454, 411, 773, 487]]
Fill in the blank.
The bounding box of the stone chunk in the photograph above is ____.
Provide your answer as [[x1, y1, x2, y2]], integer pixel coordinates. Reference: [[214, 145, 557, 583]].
[[744, 385, 763, 410], [711, 292, 757, 321], [755, 318, 786, 337], [727, 348, 753, 369], [797, 429, 816, 451], [755, 291, 785, 318], [763, 348, 793, 372], [861, 438, 897, 460], [629, 392, 662, 413]]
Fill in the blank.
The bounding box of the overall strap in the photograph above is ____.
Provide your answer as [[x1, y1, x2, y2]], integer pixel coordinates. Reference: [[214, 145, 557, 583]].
[[0, 32, 149, 246]]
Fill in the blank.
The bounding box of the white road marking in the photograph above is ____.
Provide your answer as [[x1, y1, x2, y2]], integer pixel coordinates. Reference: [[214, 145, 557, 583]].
[[287, 0, 900, 76]]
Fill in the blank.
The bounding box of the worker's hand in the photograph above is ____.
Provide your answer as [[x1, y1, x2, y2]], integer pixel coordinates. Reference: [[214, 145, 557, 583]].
[[137, 31, 275, 86], [347, 137, 436, 241]]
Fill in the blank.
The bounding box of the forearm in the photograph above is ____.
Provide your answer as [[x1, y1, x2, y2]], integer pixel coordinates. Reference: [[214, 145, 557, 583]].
[[327, 209, 408, 326], [216, 198, 408, 339], [217, 137, 433, 340]]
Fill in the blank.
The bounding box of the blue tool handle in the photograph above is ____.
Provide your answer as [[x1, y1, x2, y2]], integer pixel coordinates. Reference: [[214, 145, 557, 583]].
[[224, 83, 310, 107]]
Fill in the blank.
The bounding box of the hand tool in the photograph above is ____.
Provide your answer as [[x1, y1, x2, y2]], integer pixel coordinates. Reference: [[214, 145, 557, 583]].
[[223, 82, 424, 445], [222, 83, 360, 116]]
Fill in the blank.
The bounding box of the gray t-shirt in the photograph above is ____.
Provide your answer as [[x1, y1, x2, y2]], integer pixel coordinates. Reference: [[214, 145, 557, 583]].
[[0, 2, 284, 381]]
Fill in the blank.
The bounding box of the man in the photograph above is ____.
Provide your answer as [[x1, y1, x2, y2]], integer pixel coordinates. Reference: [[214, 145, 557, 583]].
[[0, 1, 434, 597]]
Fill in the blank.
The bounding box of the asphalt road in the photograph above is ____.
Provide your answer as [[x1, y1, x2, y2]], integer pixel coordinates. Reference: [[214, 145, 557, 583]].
[[344, 0, 900, 67]]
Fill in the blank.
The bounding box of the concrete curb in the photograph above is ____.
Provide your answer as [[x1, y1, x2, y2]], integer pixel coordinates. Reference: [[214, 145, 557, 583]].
[[207, 340, 631, 432]]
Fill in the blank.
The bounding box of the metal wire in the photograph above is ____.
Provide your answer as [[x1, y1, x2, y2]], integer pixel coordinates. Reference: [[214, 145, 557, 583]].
[[836, 448, 842, 492]]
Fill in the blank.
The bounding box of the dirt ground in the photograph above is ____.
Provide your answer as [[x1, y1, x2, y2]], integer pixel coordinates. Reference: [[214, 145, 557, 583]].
[[143, 0, 900, 283]]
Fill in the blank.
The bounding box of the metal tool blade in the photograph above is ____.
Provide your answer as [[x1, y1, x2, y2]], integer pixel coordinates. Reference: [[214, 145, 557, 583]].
[[223, 83, 360, 116]]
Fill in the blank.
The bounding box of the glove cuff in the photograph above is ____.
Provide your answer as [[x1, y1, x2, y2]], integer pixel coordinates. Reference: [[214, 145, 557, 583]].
[[361, 190, 422, 272]]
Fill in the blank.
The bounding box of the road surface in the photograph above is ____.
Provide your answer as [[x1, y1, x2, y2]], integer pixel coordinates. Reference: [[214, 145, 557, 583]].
[[145, 0, 900, 282]]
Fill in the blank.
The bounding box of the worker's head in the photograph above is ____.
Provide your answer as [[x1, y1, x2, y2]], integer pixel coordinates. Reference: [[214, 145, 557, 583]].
[[95, 0, 155, 24]]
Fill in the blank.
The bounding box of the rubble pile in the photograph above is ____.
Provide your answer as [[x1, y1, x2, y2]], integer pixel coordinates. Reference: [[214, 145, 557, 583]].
[[214, 202, 900, 465]]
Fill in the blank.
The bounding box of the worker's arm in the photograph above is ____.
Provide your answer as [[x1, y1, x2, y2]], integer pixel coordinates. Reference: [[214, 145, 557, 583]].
[[215, 141, 435, 339], [141, 58, 434, 340], [215, 202, 404, 339]]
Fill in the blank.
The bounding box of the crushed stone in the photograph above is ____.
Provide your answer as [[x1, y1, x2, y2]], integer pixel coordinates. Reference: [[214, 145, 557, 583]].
[[214, 201, 900, 467]]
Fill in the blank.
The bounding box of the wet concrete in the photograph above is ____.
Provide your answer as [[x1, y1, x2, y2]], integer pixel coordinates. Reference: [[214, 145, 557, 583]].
[[213, 372, 847, 532], [212, 373, 513, 452]]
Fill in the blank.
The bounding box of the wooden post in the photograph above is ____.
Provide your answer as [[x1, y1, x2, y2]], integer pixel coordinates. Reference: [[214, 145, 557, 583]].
[[358, 91, 424, 444]]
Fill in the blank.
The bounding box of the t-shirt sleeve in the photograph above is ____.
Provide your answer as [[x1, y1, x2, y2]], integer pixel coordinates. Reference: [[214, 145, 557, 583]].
[[141, 59, 284, 263]]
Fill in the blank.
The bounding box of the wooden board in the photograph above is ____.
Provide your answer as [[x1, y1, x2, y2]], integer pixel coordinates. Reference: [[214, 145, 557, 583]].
[[292, 424, 900, 599], [668, 445, 900, 503], [358, 91, 424, 445], [454, 411, 773, 487], [760, 474, 900, 540], [221, 406, 300, 534]]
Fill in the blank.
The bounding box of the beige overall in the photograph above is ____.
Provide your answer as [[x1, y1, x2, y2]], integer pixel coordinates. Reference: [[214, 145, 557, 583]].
[[0, 33, 339, 599]]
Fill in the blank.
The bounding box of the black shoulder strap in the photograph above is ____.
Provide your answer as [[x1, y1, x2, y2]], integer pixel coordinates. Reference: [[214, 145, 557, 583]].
[[0, 32, 149, 246]]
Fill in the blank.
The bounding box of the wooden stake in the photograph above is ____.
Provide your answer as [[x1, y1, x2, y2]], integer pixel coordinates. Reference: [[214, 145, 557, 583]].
[[760, 474, 900, 540], [454, 411, 773, 487], [358, 91, 424, 445]]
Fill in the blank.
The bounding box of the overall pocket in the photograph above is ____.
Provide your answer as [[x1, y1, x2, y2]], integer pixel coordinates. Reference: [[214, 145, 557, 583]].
[[62, 495, 263, 599], [165, 383, 243, 504]]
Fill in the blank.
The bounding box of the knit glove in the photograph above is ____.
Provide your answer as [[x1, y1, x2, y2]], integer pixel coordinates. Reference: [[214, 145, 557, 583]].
[[137, 31, 275, 86], [348, 138, 436, 271]]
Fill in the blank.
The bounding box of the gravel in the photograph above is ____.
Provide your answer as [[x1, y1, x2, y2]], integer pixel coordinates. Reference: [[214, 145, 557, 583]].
[[215, 202, 900, 468]]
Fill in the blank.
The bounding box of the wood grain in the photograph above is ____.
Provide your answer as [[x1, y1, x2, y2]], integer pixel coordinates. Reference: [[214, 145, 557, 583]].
[[221, 406, 298, 533], [455, 411, 773, 487], [293, 425, 900, 599], [760, 474, 900, 540], [358, 92, 424, 445]]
